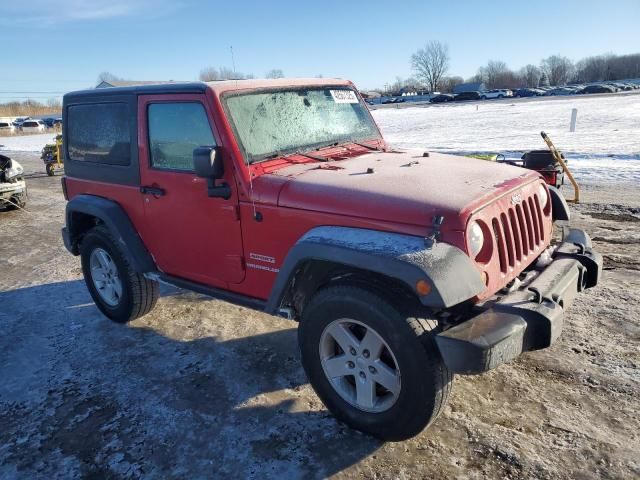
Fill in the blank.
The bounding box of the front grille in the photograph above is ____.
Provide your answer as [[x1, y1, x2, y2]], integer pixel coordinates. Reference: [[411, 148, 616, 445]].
[[492, 193, 545, 273]]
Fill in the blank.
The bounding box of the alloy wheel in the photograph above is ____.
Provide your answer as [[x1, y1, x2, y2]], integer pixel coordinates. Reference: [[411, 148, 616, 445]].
[[319, 318, 401, 413], [89, 247, 123, 307]]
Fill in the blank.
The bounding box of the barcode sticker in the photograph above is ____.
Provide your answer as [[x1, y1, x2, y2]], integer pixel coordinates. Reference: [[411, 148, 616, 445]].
[[330, 90, 359, 104]]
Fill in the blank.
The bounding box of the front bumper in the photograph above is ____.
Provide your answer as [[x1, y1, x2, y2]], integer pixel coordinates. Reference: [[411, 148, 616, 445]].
[[0, 179, 26, 201], [435, 228, 602, 374]]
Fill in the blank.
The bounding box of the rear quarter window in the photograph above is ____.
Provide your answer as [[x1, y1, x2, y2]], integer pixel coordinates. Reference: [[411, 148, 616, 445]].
[[67, 103, 130, 165]]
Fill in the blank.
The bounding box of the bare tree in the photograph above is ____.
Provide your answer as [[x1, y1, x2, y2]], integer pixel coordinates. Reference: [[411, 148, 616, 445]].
[[438, 76, 464, 93], [474, 61, 520, 89], [46, 98, 62, 110], [540, 55, 574, 86], [519, 64, 541, 88], [483, 60, 509, 88], [573, 53, 640, 82], [199, 66, 247, 81], [265, 69, 284, 79], [97, 72, 124, 84], [411, 41, 450, 92]]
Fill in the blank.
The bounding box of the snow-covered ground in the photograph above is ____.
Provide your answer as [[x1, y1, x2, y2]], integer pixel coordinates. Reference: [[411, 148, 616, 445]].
[[373, 94, 640, 184], [0, 133, 54, 153]]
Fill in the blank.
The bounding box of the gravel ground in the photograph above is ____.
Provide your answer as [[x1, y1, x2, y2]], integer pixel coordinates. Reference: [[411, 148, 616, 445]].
[[1, 152, 638, 479]]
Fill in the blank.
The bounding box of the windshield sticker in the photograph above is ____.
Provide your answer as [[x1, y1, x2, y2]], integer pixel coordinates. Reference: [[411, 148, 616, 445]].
[[330, 90, 359, 104]]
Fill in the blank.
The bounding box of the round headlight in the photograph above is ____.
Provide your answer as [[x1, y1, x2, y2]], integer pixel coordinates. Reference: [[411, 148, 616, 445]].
[[468, 221, 484, 257], [538, 184, 549, 209]]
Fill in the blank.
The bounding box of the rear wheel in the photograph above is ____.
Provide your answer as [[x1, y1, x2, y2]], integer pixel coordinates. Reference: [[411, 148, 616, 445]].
[[298, 285, 452, 441], [80, 225, 159, 323]]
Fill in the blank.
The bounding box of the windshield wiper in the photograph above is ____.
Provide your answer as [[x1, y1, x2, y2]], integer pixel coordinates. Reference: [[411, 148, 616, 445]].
[[352, 141, 383, 151], [294, 150, 329, 161], [263, 150, 329, 162], [315, 142, 340, 151]]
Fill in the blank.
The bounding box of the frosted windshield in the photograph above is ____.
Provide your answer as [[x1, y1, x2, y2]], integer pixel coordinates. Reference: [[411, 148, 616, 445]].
[[224, 88, 380, 163]]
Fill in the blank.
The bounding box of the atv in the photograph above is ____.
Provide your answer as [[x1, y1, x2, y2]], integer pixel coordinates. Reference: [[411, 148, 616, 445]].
[[41, 134, 64, 176]]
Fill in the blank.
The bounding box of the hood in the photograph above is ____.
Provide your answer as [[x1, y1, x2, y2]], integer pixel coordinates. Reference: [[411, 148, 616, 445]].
[[270, 150, 539, 230]]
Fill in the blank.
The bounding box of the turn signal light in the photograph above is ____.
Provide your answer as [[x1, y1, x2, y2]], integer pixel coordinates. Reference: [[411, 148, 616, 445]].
[[416, 279, 432, 296]]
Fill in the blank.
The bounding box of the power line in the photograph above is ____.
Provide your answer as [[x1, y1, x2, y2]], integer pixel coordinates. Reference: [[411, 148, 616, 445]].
[[0, 91, 67, 94], [0, 96, 63, 99]]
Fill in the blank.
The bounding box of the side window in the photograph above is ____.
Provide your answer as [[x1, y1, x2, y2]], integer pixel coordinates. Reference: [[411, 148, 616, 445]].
[[148, 102, 215, 171], [67, 103, 130, 165]]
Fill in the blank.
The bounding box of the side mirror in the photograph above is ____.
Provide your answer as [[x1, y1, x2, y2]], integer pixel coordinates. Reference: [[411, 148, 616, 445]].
[[193, 146, 223, 179], [193, 146, 231, 199]]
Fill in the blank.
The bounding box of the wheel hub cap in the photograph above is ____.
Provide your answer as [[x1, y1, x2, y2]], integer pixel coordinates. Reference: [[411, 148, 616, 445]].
[[319, 319, 401, 413], [89, 248, 122, 307]]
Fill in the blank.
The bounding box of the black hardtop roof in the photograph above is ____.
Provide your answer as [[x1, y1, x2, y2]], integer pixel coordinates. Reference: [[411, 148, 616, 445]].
[[64, 82, 208, 100]]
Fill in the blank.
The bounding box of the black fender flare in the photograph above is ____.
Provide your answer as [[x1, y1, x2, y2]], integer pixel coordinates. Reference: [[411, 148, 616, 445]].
[[64, 194, 156, 273], [265, 226, 485, 313], [548, 185, 570, 221]]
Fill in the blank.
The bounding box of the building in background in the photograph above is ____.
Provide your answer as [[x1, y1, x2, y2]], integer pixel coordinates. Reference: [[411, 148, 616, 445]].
[[453, 82, 486, 94]]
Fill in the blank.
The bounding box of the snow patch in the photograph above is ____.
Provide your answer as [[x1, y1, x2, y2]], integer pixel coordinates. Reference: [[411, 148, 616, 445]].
[[0, 133, 55, 153], [372, 94, 640, 184]]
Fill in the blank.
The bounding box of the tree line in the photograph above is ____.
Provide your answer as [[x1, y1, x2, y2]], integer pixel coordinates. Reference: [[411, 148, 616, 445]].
[[390, 41, 640, 94], [0, 98, 62, 117]]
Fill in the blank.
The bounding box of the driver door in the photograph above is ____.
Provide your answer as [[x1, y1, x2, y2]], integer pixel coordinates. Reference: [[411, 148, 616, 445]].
[[137, 94, 244, 287]]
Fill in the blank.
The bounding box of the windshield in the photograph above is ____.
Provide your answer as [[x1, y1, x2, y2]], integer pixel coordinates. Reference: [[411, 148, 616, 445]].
[[224, 87, 380, 163]]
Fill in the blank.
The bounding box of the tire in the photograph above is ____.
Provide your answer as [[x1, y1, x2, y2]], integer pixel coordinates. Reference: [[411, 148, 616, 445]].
[[498, 94, 504, 98], [80, 225, 159, 323], [298, 285, 452, 441], [45, 163, 54, 176], [480, 96, 486, 100]]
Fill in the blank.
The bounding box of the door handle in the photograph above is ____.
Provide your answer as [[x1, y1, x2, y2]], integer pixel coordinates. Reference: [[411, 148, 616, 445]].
[[140, 185, 165, 196]]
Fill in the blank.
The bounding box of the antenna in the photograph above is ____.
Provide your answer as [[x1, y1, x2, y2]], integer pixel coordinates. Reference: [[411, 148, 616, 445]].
[[230, 46, 237, 79]]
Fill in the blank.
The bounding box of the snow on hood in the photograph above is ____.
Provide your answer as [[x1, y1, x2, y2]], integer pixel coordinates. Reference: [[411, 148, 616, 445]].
[[271, 150, 539, 229]]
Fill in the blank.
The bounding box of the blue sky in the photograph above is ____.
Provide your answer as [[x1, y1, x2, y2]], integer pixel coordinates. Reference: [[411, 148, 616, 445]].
[[1, 0, 638, 102]]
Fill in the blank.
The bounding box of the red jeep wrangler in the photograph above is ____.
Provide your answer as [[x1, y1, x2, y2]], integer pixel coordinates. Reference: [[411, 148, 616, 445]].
[[61, 79, 601, 440]]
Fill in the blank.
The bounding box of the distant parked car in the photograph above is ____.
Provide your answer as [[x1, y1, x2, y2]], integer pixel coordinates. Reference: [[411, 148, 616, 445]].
[[607, 82, 633, 91], [479, 89, 513, 100], [514, 88, 544, 97], [454, 91, 481, 101], [20, 120, 46, 133], [42, 118, 56, 128], [544, 87, 579, 96], [430, 94, 455, 103], [12, 117, 30, 128], [579, 84, 616, 94], [0, 121, 16, 133]]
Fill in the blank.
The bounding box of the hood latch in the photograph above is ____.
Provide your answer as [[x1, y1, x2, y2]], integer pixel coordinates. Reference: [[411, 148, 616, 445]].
[[425, 215, 444, 247]]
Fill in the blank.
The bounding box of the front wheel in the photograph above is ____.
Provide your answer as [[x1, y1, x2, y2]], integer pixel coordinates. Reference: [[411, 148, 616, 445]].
[[298, 285, 452, 441], [80, 225, 159, 323], [45, 163, 55, 176], [480, 95, 487, 100]]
